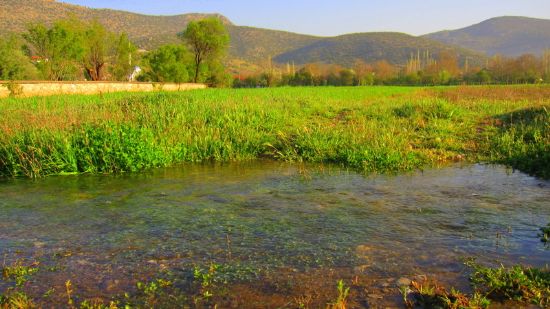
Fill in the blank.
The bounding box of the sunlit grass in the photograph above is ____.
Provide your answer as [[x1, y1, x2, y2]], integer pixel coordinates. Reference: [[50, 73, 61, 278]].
[[0, 86, 548, 178]]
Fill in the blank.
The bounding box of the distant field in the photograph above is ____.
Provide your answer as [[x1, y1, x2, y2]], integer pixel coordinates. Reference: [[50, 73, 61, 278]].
[[0, 86, 548, 178]]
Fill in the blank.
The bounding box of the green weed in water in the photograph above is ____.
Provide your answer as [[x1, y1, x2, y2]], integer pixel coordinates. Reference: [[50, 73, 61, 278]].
[[327, 280, 350, 309], [403, 279, 490, 309], [0, 291, 36, 309], [539, 223, 550, 243], [1, 260, 39, 287], [466, 261, 550, 307]]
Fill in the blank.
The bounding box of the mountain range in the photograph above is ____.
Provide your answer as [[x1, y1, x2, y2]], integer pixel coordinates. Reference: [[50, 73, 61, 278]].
[[2, 0, 549, 71], [425, 16, 550, 56]]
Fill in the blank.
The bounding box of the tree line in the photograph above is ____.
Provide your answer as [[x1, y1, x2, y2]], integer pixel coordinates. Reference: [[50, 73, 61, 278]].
[[234, 50, 550, 88], [0, 16, 230, 86]]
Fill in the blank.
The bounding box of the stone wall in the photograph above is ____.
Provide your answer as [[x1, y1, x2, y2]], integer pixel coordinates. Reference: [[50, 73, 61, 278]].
[[0, 81, 207, 98]]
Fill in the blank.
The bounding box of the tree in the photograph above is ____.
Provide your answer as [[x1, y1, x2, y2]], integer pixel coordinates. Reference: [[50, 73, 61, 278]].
[[339, 69, 356, 86], [82, 20, 113, 81], [110, 33, 138, 81], [0, 36, 39, 80], [24, 18, 139, 81], [24, 20, 85, 80], [353, 59, 374, 86], [372, 60, 397, 84], [179, 18, 230, 83], [141, 45, 191, 83]]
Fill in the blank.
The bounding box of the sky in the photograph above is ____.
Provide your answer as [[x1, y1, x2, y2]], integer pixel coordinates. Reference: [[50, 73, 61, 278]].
[[59, 0, 550, 36]]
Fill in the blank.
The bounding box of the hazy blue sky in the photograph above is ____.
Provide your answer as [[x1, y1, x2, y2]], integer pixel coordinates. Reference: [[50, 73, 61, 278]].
[[59, 0, 550, 36]]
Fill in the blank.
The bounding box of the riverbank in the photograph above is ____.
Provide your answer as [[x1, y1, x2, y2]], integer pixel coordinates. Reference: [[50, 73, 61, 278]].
[[0, 85, 548, 178]]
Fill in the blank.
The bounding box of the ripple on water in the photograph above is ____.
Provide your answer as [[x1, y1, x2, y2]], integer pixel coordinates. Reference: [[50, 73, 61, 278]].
[[0, 162, 548, 305]]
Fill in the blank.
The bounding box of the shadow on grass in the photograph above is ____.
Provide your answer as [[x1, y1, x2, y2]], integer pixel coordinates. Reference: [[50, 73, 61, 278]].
[[491, 106, 549, 179]]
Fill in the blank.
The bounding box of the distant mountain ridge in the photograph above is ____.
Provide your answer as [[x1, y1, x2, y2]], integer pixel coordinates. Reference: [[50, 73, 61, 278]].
[[425, 16, 550, 56], [274, 32, 481, 67]]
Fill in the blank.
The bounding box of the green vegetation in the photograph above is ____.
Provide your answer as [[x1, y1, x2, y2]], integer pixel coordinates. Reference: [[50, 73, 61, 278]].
[[179, 17, 230, 84], [0, 0, 230, 51], [138, 18, 231, 85], [139, 44, 192, 83], [490, 106, 550, 178], [327, 280, 350, 309], [2, 260, 39, 287], [24, 18, 138, 81], [467, 262, 550, 307], [1, 260, 40, 309], [20, 15, 231, 85], [0, 86, 548, 178], [404, 260, 550, 309], [0, 291, 36, 309], [403, 279, 490, 309], [540, 223, 550, 243], [0, 36, 39, 80]]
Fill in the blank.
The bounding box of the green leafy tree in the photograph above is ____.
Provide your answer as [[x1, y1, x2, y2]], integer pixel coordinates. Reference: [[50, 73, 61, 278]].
[[339, 69, 356, 86], [110, 33, 138, 81], [141, 45, 191, 83], [82, 20, 113, 81], [24, 18, 139, 81], [0, 36, 39, 80], [179, 18, 230, 83], [24, 20, 85, 80]]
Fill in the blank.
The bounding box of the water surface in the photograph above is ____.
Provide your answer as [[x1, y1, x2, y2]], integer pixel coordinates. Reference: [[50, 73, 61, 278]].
[[0, 162, 548, 307]]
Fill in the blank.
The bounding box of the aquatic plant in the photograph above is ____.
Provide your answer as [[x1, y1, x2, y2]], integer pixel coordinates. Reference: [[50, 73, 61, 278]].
[[539, 223, 550, 243], [0, 291, 36, 309], [403, 278, 490, 309], [466, 261, 550, 307], [1, 260, 39, 287], [327, 280, 350, 309]]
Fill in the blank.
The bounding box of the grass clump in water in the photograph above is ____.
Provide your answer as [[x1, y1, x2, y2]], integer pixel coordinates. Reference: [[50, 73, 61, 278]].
[[466, 261, 550, 307], [402, 279, 490, 309], [540, 223, 550, 243], [0, 291, 36, 309], [327, 280, 350, 309], [1, 260, 39, 287]]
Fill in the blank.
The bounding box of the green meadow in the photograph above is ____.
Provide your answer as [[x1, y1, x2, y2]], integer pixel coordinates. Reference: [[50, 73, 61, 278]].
[[0, 85, 548, 178]]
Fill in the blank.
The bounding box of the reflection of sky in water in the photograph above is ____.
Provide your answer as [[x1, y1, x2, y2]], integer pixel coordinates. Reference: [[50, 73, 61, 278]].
[[0, 163, 549, 286]]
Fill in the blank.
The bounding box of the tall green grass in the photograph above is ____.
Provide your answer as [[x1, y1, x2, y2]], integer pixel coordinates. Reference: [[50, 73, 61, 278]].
[[0, 86, 548, 178]]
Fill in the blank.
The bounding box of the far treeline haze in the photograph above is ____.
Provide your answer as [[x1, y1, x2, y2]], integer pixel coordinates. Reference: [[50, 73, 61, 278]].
[[0, 7, 550, 87]]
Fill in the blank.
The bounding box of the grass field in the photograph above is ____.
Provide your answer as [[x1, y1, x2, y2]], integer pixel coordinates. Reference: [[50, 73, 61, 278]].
[[0, 85, 548, 178]]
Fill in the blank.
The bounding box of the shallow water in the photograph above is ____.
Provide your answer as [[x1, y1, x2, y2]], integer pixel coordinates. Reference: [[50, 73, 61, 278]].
[[0, 162, 549, 307]]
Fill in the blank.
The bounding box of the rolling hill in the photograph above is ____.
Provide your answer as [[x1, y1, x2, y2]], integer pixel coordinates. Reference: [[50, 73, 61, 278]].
[[425, 16, 550, 56], [0, 0, 232, 49], [1, 0, 485, 69], [274, 32, 482, 67]]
